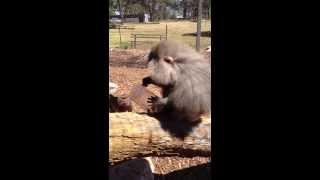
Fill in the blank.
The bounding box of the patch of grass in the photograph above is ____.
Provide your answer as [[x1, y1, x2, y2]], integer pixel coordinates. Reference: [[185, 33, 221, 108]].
[[109, 20, 211, 49], [120, 42, 130, 49]]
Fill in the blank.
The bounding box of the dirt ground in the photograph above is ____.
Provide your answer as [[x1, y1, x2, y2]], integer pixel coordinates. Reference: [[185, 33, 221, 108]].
[[109, 48, 211, 175]]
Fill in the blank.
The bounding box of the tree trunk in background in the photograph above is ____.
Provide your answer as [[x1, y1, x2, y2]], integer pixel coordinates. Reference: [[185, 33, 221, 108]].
[[196, 0, 203, 51], [183, 0, 187, 18], [117, 0, 124, 23], [161, 4, 166, 20], [151, 0, 157, 21]]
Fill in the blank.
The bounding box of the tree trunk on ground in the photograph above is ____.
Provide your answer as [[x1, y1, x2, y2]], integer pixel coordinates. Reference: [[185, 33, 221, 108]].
[[109, 112, 211, 164]]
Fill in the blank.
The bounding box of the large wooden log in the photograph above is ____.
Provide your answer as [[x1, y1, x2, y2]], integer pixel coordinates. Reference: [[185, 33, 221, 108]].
[[109, 112, 211, 164]]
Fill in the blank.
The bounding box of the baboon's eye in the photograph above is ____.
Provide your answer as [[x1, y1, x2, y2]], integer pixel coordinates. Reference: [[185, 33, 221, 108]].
[[164, 56, 174, 64]]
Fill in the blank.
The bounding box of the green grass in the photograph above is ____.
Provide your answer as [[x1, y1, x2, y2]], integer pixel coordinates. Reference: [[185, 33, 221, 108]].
[[109, 20, 211, 50]]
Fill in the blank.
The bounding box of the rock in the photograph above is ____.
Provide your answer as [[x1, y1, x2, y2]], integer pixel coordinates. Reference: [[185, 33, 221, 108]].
[[109, 158, 154, 180], [109, 82, 119, 95]]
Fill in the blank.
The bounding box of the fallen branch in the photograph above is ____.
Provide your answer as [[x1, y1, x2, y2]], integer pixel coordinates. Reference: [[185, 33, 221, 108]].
[[109, 112, 211, 164]]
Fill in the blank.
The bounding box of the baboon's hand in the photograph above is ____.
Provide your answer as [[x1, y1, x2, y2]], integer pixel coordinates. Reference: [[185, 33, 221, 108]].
[[147, 96, 158, 113], [142, 77, 153, 87], [147, 96, 159, 104], [147, 96, 167, 113]]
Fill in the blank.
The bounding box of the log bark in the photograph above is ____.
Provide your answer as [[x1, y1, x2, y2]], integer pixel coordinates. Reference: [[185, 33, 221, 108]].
[[109, 112, 211, 164]]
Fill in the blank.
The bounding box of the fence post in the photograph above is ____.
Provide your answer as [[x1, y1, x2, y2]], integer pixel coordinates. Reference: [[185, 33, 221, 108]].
[[118, 26, 122, 47], [165, 24, 168, 40], [134, 35, 136, 48]]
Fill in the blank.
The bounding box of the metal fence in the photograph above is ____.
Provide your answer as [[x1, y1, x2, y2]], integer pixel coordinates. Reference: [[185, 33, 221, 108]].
[[109, 20, 211, 50]]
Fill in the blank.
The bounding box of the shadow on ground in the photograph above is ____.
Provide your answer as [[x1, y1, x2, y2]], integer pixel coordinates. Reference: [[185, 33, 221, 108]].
[[110, 159, 211, 180], [154, 163, 211, 180]]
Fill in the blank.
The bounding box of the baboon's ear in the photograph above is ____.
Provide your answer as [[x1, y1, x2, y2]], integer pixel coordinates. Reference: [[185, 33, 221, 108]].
[[164, 56, 174, 64]]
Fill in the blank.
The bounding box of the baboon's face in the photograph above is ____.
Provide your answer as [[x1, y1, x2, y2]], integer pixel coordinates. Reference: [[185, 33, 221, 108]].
[[147, 51, 178, 86], [145, 40, 194, 86]]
